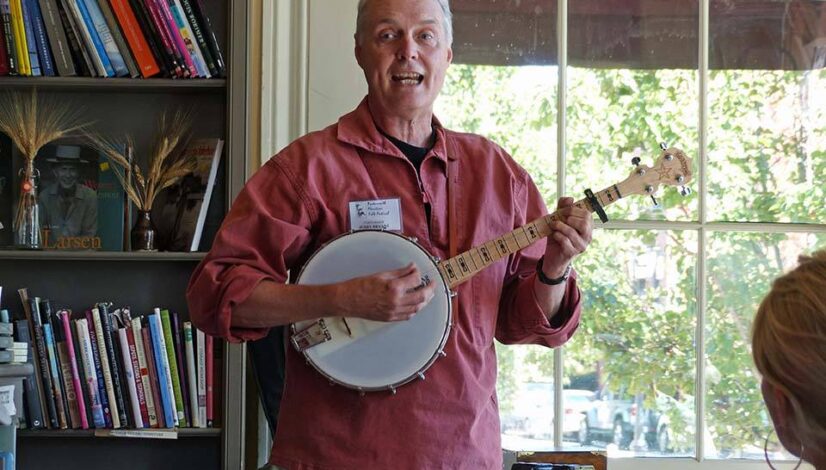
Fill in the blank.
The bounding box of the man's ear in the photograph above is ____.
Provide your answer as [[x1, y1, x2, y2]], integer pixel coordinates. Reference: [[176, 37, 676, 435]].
[[355, 37, 363, 69], [447, 47, 453, 65]]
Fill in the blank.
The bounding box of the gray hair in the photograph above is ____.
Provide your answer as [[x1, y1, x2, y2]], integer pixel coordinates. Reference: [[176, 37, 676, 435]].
[[355, 0, 453, 46]]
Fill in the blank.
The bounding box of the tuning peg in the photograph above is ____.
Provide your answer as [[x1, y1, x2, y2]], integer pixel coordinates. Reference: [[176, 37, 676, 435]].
[[659, 142, 668, 150], [650, 195, 659, 206], [631, 157, 641, 167], [680, 186, 692, 197]]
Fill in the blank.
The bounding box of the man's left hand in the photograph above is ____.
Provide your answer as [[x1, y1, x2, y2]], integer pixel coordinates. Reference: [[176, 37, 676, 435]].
[[542, 197, 594, 278]]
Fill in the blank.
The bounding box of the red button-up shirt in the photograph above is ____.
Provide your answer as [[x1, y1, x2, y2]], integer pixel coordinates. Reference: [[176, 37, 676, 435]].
[[187, 98, 581, 470]]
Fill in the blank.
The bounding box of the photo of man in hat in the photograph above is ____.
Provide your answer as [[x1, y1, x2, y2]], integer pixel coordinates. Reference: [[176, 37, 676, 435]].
[[38, 144, 98, 240]]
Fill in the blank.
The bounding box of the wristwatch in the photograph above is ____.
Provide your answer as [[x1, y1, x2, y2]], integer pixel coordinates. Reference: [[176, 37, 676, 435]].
[[536, 256, 572, 285]]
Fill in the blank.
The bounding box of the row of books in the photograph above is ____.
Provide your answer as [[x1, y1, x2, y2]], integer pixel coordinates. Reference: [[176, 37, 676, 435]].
[[0, 0, 225, 78], [15, 287, 218, 430]]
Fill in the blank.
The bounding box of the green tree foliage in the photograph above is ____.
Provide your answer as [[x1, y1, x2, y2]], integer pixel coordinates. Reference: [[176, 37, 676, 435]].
[[436, 63, 826, 456]]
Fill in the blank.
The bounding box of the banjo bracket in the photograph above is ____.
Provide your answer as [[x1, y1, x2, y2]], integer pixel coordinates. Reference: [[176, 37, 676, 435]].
[[291, 318, 332, 352]]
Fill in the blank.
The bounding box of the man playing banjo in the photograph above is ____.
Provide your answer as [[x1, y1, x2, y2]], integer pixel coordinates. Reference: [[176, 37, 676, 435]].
[[187, 0, 593, 468]]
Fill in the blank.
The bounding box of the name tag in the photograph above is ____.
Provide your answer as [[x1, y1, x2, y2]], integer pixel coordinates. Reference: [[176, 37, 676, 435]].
[[348, 198, 403, 232]]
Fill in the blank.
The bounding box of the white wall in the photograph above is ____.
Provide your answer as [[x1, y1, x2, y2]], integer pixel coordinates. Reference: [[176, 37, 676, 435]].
[[307, 0, 365, 132]]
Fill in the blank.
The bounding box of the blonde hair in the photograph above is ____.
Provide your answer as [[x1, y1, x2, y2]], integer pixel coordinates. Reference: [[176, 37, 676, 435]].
[[752, 249, 826, 450]]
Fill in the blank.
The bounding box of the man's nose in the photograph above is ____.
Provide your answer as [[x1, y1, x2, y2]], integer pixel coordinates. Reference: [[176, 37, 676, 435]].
[[395, 35, 418, 61]]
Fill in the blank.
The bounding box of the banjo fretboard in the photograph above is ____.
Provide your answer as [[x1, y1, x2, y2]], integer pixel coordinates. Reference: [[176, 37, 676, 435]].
[[437, 184, 623, 289]]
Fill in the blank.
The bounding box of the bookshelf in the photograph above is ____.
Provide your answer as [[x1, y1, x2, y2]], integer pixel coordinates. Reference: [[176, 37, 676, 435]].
[[0, 1, 249, 469]]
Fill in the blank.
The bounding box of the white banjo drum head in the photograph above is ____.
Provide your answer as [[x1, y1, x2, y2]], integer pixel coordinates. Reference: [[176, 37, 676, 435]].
[[293, 230, 451, 392]]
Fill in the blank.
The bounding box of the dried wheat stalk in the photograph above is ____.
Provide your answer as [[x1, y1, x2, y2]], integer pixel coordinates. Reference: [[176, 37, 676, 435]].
[[88, 108, 196, 211]]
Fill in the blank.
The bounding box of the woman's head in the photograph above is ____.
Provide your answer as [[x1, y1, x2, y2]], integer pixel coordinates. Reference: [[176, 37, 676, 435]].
[[752, 249, 826, 463]]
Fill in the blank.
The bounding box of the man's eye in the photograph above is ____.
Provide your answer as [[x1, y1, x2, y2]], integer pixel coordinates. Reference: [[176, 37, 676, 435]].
[[421, 33, 434, 40], [379, 32, 396, 41]]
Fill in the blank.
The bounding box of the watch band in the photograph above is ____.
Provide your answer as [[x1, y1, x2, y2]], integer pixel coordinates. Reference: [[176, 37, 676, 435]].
[[536, 257, 572, 285]]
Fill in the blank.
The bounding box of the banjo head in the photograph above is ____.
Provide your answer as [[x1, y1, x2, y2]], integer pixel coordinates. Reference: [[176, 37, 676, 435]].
[[293, 230, 452, 392]]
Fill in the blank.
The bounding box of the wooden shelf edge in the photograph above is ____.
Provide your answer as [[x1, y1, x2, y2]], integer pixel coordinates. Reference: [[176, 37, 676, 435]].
[[0, 77, 227, 92], [0, 250, 206, 261], [19, 428, 221, 438]]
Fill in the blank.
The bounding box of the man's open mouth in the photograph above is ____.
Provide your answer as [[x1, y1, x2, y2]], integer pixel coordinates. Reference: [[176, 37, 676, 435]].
[[392, 72, 424, 85]]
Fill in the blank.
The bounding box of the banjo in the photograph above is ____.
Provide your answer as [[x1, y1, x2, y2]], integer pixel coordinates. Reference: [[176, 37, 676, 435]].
[[291, 146, 693, 394]]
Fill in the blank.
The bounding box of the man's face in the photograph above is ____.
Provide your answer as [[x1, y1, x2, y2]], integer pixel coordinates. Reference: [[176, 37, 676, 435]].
[[54, 164, 79, 190], [355, 0, 453, 120]]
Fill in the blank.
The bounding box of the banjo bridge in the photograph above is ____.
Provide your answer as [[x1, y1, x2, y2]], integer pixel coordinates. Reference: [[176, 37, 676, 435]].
[[291, 318, 332, 352]]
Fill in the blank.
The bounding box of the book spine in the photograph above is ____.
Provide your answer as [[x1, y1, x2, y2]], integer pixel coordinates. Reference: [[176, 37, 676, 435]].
[[141, 323, 163, 427], [195, 328, 205, 428], [190, 0, 220, 75], [148, 312, 175, 427], [171, 312, 190, 426], [42, 323, 68, 428], [176, 0, 210, 75], [56, 0, 91, 75], [133, 319, 158, 427], [19, 291, 51, 428], [205, 332, 212, 427], [68, 318, 94, 428], [148, 0, 190, 76], [127, 0, 169, 77], [126, 320, 151, 427], [183, 322, 198, 427], [97, 304, 128, 427], [90, 307, 119, 428], [76, 318, 105, 428], [10, 0, 31, 75], [108, 0, 158, 77], [27, 0, 54, 75], [0, 0, 10, 74], [140, 0, 185, 77], [94, 0, 137, 76], [0, 0, 19, 75], [70, 0, 112, 75], [79, 0, 125, 75], [37, 0, 75, 75], [29, 299, 58, 429], [117, 328, 142, 428], [160, 309, 185, 425], [41, 300, 71, 428], [13, 319, 44, 429], [166, 0, 204, 76], [19, 0, 41, 75], [56, 310, 84, 428]]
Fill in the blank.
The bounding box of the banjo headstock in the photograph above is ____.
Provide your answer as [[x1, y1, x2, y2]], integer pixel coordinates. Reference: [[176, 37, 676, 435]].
[[615, 146, 694, 204]]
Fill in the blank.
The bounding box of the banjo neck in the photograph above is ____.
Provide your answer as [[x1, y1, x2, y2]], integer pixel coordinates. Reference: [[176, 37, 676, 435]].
[[437, 184, 623, 289]]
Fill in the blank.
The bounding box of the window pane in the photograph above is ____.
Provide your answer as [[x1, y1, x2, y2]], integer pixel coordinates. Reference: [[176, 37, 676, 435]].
[[707, 0, 826, 223], [437, 66, 558, 201], [705, 231, 826, 459], [497, 346, 556, 451], [566, 0, 700, 222], [564, 229, 697, 457]]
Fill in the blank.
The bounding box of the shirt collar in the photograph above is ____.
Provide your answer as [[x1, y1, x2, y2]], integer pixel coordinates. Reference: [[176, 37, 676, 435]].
[[337, 96, 449, 164]]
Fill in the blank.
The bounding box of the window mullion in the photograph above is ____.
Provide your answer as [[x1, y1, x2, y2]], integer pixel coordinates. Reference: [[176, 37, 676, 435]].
[[553, 0, 569, 450], [697, 0, 710, 461]]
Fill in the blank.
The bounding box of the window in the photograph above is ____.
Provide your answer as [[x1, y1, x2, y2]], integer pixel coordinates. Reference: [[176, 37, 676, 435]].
[[435, 0, 826, 462]]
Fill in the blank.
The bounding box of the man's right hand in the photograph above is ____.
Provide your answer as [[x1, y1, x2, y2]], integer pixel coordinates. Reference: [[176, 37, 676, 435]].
[[332, 263, 437, 322]]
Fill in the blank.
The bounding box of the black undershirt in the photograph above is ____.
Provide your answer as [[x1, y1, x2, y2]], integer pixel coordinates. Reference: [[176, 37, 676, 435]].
[[380, 128, 435, 225], [380, 129, 433, 175]]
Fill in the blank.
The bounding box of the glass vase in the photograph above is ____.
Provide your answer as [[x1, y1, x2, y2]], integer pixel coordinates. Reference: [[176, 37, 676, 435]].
[[14, 161, 41, 249], [131, 210, 157, 251]]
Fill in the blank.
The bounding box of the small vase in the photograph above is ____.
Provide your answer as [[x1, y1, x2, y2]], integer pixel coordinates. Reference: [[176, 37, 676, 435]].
[[131, 210, 157, 251], [14, 161, 41, 250]]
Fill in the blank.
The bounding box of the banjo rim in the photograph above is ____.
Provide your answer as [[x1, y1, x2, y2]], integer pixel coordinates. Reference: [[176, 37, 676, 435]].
[[291, 230, 453, 393]]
